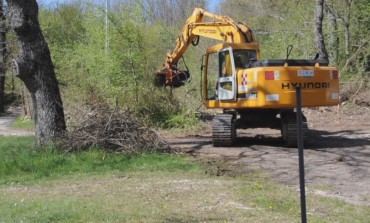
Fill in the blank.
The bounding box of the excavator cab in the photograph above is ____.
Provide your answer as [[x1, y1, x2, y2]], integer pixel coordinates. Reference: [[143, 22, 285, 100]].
[[202, 43, 260, 104]]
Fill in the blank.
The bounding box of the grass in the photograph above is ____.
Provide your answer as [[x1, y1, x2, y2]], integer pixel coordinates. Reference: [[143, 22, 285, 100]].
[[10, 116, 35, 130], [1, 136, 369, 222], [0, 136, 198, 185]]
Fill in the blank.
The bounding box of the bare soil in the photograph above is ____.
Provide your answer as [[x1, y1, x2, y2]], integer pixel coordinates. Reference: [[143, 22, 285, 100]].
[[165, 106, 370, 206]]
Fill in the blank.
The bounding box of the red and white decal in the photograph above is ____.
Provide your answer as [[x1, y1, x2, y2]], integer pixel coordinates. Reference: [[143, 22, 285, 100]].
[[242, 73, 247, 85], [265, 71, 280, 80], [239, 72, 248, 92]]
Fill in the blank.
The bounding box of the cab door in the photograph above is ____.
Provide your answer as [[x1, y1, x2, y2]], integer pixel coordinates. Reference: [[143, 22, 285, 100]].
[[218, 47, 237, 101]]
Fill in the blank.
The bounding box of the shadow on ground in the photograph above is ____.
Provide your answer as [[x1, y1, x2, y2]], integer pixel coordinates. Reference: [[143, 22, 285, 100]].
[[169, 128, 370, 153]]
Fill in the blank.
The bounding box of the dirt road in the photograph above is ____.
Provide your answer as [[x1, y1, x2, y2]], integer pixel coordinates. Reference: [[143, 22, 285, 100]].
[[166, 106, 370, 206]]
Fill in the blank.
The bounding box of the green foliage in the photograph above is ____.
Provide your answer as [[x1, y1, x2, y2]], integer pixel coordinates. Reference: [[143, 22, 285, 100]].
[[39, 2, 203, 128], [42, 4, 86, 48], [0, 135, 199, 185], [221, 0, 317, 59], [355, 0, 370, 37], [162, 110, 199, 129]]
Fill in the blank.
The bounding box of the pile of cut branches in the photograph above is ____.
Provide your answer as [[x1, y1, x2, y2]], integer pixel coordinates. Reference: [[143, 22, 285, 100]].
[[57, 108, 171, 154], [340, 82, 370, 107], [354, 91, 370, 107]]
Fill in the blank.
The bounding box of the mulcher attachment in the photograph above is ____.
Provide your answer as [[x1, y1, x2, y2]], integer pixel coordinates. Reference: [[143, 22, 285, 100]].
[[281, 112, 308, 147], [154, 68, 190, 88], [212, 114, 236, 147]]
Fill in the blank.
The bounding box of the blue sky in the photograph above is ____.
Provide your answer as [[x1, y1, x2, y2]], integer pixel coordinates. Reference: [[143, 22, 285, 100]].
[[37, 0, 222, 12], [209, 0, 222, 12]]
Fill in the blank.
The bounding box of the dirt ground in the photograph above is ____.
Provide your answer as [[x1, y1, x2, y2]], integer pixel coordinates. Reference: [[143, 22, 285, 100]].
[[165, 105, 370, 206]]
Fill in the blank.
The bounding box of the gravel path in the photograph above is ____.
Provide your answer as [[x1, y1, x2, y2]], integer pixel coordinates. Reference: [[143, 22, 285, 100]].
[[0, 107, 34, 136]]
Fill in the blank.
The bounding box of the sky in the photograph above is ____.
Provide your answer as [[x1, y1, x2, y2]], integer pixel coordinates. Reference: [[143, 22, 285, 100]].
[[209, 0, 222, 12], [37, 0, 223, 12]]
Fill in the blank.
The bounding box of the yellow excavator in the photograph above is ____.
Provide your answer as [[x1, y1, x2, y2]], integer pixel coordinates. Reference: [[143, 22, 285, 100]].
[[155, 8, 339, 146]]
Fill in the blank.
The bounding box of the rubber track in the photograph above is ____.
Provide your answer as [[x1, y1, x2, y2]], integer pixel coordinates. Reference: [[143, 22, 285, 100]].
[[212, 114, 236, 147], [282, 114, 308, 147]]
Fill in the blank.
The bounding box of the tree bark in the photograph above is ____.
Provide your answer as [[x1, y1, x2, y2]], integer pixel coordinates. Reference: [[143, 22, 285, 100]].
[[6, 0, 66, 144], [314, 0, 329, 61], [0, 0, 6, 113], [343, 0, 353, 58], [21, 83, 33, 118], [325, 3, 339, 65], [344, 23, 350, 57], [326, 0, 353, 58]]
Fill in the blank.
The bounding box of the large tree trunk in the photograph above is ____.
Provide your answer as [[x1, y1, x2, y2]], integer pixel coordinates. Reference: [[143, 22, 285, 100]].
[[6, 0, 66, 144], [314, 0, 329, 61], [0, 0, 6, 113]]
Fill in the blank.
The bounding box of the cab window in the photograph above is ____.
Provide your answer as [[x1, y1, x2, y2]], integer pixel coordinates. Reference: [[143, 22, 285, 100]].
[[233, 50, 257, 68], [219, 50, 232, 77]]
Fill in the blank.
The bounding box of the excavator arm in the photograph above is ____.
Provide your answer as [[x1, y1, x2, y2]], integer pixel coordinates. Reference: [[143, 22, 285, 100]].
[[155, 8, 257, 87]]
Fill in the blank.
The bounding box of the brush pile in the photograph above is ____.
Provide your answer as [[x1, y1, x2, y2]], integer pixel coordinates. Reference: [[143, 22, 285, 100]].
[[57, 108, 171, 154]]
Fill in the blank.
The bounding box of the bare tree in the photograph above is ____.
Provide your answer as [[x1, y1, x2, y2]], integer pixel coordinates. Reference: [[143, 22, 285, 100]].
[[336, 0, 353, 58], [314, 0, 329, 61], [325, 0, 353, 58], [0, 0, 6, 113], [6, 0, 66, 144], [143, 0, 206, 27], [325, 3, 339, 65]]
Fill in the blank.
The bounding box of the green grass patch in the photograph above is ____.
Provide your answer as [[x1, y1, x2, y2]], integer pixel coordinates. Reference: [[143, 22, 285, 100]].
[[162, 112, 199, 130], [236, 175, 370, 222], [0, 135, 199, 186], [10, 116, 35, 130]]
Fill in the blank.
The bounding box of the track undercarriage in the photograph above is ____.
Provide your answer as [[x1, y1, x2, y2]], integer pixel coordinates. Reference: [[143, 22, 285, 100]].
[[212, 109, 308, 147]]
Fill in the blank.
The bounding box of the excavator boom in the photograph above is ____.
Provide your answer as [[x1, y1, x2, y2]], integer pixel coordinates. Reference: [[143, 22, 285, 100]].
[[155, 8, 257, 87]]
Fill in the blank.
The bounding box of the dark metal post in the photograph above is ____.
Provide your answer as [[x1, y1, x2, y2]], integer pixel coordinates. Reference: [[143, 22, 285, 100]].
[[296, 87, 307, 223]]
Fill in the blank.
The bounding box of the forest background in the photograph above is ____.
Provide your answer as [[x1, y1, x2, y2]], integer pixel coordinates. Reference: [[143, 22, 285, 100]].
[[2, 0, 370, 129]]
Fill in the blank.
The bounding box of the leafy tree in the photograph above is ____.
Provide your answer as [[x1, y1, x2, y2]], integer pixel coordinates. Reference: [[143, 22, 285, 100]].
[[37, 0, 208, 127], [220, 0, 318, 59]]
